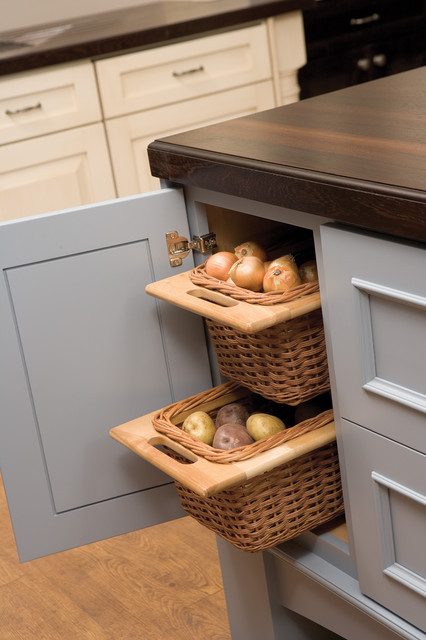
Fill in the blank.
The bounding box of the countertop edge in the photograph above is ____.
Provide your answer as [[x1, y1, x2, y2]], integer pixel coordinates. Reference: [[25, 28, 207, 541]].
[[148, 141, 426, 243]]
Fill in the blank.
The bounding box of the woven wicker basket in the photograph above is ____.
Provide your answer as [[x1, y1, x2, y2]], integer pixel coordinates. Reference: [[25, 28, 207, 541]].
[[190, 264, 330, 405], [151, 383, 343, 552]]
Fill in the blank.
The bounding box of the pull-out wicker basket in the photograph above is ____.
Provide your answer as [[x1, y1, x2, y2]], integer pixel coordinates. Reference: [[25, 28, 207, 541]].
[[146, 267, 330, 405], [191, 264, 329, 405], [110, 383, 343, 552]]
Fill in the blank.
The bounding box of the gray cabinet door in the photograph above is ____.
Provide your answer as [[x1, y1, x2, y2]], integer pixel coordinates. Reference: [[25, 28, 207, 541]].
[[0, 188, 212, 561], [342, 419, 426, 633]]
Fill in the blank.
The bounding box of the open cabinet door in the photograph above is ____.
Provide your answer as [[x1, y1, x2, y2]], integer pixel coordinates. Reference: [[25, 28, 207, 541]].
[[0, 188, 212, 561]]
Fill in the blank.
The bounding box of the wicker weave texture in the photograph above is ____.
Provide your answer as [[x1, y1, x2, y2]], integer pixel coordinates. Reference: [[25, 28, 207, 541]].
[[176, 444, 343, 552], [153, 383, 343, 551], [207, 311, 330, 405]]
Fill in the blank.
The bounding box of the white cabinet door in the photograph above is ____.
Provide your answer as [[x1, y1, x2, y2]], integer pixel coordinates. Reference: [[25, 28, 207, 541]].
[[0, 123, 116, 222], [0, 188, 212, 561], [106, 81, 275, 196]]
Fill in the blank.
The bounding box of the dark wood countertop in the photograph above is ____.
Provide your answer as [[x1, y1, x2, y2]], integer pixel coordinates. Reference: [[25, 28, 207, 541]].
[[149, 67, 426, 242], [0, 0, 315, 76]]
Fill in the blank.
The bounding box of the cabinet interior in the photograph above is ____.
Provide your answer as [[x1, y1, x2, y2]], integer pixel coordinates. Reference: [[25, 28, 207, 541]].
[[205, 205, 309, 254], [205, 204, 349, 549]]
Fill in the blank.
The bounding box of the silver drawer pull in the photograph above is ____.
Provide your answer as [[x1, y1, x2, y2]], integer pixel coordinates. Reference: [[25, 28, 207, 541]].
[[373, 53, 387, 67], [357, 57, 372, 71], [5, 102, 42, 116], [172, 65, 205, 78], [350, 12, 380, 26]]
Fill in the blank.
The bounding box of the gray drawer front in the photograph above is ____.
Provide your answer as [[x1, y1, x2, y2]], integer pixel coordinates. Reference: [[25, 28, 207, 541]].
[[342, 419, 426, 632], [321, 224, 426, 453]]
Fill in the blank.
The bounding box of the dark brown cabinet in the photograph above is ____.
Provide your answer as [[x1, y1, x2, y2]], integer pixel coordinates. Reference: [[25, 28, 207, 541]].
[[298, 0, 426, 98]]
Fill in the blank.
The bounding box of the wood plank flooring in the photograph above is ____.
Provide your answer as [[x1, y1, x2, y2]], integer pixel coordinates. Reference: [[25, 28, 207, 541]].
[[0, 476, 231, 640]]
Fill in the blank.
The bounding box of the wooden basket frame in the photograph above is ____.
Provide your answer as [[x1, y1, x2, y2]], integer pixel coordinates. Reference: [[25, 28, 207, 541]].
[[110, 382, 343, 551]]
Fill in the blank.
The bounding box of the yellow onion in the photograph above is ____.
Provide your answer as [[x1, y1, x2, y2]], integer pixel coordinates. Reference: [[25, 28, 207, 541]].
[[263, 263, 302, 293], [234, 241, 267, 262], [299, 260, 318, 283], [205, 251, 238, 281], [229, 256, 265, 291], [268, 254, 296, 270]]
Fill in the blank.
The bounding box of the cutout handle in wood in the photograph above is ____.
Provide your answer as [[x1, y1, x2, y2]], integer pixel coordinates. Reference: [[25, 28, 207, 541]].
[[110, 411, 246, 497], [110, 411, 336, 498], [145, 270, 321, 333]]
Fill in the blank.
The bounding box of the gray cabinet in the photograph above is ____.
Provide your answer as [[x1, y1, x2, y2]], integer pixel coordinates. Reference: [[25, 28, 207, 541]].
[[0, 188, 212, 561], [342, 419, 426, 633], [320, 223, 426, 635], [320, 224, 426, 453], [1, 187, 424, 639]]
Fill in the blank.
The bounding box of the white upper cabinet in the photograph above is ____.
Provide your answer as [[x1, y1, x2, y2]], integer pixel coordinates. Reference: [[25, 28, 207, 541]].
[[95, 23, 273, 118]]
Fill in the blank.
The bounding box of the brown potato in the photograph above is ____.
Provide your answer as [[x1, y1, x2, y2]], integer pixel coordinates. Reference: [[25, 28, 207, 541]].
[[215, 403, 249, 428], [213, 424, 254, 450]]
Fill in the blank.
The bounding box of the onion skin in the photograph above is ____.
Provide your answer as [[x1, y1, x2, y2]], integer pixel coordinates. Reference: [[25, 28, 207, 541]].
[[268, 254, 296, 270], [299, 260, 318, 283], [205, 251, 238, 281], [234, 241, 267, 262], [263, 264, 302, 293], [228, 256, 265, 291]]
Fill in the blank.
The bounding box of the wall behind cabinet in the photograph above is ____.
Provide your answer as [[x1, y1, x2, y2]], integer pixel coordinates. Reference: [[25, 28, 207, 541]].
[[0, 0, 155, 32]]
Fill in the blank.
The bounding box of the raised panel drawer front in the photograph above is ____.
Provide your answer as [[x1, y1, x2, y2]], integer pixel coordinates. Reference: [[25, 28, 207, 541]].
[[96, 23, 272, 118], [106, 80, 275, 195], [0, 62, 102, 145], [342, 419, 426, 632], [321, 224, 426, 453]]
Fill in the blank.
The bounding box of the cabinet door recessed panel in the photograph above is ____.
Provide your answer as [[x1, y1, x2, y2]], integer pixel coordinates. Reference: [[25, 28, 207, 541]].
[[7, 240, 174, 512], [353, 278, 426, 411], [321, 224, 426, 452]]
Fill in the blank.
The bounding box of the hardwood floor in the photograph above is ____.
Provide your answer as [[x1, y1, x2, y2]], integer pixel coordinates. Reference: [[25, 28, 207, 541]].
[[0, 476, 231, 639]]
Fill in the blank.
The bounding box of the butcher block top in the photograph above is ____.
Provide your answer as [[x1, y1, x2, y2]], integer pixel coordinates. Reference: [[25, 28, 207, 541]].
[[149, 67, 426, 243]]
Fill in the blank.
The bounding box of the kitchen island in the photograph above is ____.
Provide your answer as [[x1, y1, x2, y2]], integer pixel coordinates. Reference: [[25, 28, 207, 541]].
[[146, 67, 426, 639], [0, 62, 424, 640]]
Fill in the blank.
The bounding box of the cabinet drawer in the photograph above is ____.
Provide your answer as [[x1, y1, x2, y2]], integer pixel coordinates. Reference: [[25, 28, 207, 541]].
[[342, 419, 426, 632], [96, 24, 272, 118], [0, 62, 102, 145], [321, 224, 426, 453], [106, 80, 275, 195]]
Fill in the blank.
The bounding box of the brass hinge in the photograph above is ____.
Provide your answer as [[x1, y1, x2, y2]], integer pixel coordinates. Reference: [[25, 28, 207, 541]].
[[166, 231, 217, 267]]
